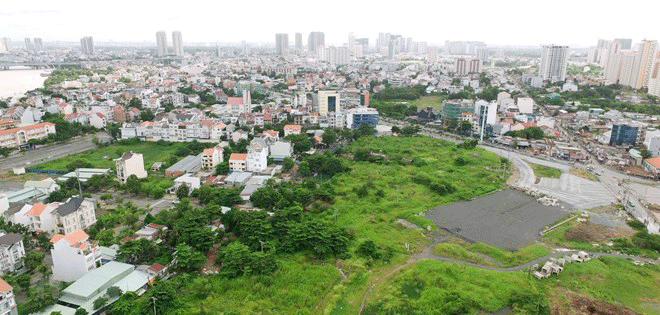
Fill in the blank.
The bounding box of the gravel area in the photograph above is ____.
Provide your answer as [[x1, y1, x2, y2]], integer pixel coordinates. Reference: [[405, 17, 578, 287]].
[[426, 189, 567, 250]]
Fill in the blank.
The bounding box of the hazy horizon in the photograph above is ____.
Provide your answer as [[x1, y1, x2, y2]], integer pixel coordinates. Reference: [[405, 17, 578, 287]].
[[3, 0, 659, 48]]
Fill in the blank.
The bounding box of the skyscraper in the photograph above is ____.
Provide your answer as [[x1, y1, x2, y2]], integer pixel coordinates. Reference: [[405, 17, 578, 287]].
[[356, 38, 369, 54], [604, 39, 623, 83], [24, 38, 33, 52], [308, 32, 325, 54], [80, 36, 94, 55], [648, 51, 660, 97], [619, 39, 633, 50], [275, 33, 289, 56], [33, 38, 43, 52], [156, 31, 168, 57], [539, 45, 569, 82], [632, 40, 658, 89], [172, 31, 183, 57], [295, 33, 302, 51], [1, 38, 12, 53]]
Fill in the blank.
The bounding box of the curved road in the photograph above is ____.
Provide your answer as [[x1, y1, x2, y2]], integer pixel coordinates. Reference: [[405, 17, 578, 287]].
[[416, 250, 655, 272]]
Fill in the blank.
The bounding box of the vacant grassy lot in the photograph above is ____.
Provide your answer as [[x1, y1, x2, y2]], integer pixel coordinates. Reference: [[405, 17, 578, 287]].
[[531, 163, 562, 179], [33, 141, 186, 171], [570, 167, 598, 181], [412, 95, 446, 110], [330, 136, 507, 253], [433, 241, 551, 267], [367, 257, 660, 314]]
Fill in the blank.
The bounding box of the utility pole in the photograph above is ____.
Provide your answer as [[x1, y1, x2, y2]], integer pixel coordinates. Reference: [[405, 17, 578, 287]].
[[152, 297, 157, 315]]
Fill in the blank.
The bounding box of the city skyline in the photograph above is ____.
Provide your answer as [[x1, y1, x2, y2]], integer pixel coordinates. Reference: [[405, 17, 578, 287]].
[[2, 0, 660, 47]]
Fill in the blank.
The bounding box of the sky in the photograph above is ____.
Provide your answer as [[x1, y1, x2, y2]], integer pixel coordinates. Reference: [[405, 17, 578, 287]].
[[2, 0, 659, 48]]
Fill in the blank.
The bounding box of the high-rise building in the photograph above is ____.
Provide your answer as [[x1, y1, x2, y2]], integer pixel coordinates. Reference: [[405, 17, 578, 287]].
[[156, 31, 168, 57], [356, 38, 369, 54], [475, 46, 488, 62], [348, 33, 355, 54], [33, 38, 43, 52], [295, 33, 302, 51], [172, 31, 183, 56], [455, 58, 483, 75], [648, 51, 660, 97], [632, 40, 658, 89], [275, 33, 289, 56], [617, 50, 639, 87], [80, 36, 94, 55], [604, 39, 623, 83], [24, 38, 33, 52], [0, 38, 11, 53], [318, 46, 350, 65], [539, 45, 569, 82], [308, 32, 325, 53], [427, 46, 438, 63], [619, 39, 633, 50]]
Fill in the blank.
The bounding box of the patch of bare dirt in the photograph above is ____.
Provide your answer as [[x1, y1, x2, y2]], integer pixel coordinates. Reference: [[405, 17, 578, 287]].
[[565, 222, 635, 243], [551, 289, 642, 315]]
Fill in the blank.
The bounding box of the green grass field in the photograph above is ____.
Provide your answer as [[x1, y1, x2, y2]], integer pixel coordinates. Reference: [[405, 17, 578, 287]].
[[367, 257, 660, 314], [433, 242, 551, 267], [411, 95, 446, 110], [330, 136, 508, 253], [33, 141, 186, 171], [531, 163, 563, 179]]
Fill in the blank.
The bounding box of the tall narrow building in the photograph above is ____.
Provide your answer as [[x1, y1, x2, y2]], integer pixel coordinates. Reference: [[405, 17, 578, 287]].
[[80, 36, 94, 55], [295, 33, 302, 51], [648, 51, 660, 97], [156, 31, 168, 57], [632, 40, 658, 89], [308, 32, 325, 54], [604, 39, 623, 83], [1, 38, 12, 52], [33, 38, 43, 52], [538, 45, 569, 82], [24, 38, 33, 52], [275, 33, 289, 56], [172, 31, 183, 56]]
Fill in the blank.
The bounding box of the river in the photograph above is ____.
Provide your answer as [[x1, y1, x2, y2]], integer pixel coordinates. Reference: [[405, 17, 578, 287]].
[[0, 68, 48, 98]]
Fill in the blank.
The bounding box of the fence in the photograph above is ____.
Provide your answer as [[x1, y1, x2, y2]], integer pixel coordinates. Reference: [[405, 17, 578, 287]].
[[26, 168, 67, 174]]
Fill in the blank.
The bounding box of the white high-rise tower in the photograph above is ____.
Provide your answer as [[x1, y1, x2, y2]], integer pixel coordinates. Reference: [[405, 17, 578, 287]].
[[539, 45, 569, 82], [156, 31, 168, 57], [172, 31, 183, 57]]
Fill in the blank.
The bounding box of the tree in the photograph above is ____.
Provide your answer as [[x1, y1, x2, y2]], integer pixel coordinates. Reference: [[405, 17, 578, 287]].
[[321, 129, 338, 144], [400, 126, 420, 136], [37, 264, 52, 280], [217, 241, 252, 278], [129, 97, 142, 109], [106, 286, 123, 298], [176, 185, 190, 200], [285, 134, 313, 154], [640, 149, 652, 159], [93, 296, 109, 310], [282, 157, 294, 171], [124, 175, 141, 195], [75, 307, 89, 315], [174, 243, 206, 272], [354, 123, 377, 139], [215, 161, 229, 175], [139, 108, 155, 121], [118, 239, 160, 264], [50, 312, 63, 315], [23, 251, 45, 271], [298, 161, 311, 176]]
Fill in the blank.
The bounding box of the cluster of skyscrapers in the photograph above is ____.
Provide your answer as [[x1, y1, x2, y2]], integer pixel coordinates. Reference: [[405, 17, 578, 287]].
[[276, 31, 327, 57], [587, 39, 660, 96], [377, 33, 428, 59], [156, 31, 184, 57]]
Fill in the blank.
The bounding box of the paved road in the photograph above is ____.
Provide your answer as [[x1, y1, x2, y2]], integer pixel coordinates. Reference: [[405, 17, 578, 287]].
[[482, 146, 617, 210], [0, 132, 111, 172], [417, 250, 656, 272]]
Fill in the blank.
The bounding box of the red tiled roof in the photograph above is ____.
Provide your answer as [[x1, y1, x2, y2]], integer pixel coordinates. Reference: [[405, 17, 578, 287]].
[[229, 153, 247, 161], [645, 157, 660, 169]]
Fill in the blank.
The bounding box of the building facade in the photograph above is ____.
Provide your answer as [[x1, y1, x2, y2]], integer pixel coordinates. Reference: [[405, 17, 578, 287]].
[[275, 33, 289, 56], [0, 277, 17, 315], [50, 230, 102, 282], [0, 122, 56, 148], [156, 31, 168, 57], [0, 233, 24, 275], [317, 91, 340, 116], [115, 152, 148, 184], [172, 31, 183, 56], [539, 45, 569, 82], [346, 107, 379, 129]]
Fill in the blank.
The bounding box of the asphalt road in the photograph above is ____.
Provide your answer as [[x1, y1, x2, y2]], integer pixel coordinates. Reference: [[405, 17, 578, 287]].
[[0, 132, 111, 172]]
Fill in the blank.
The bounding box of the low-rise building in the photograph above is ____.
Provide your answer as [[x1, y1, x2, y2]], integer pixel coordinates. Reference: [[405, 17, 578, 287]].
[[643, 157, 660, 178], [165, 154, 202, 177], [201, 147, 223, 170], [50, 230, 102, 282], [0, 122, 56, 148], [269, 141, 293, 162], [229, 153, 248, 172], [283, 124, 302, 137], [0, 277, 17, 315], [0, 232, 24, 275], [115, 152, 148, 184], [247, 139, 269, 172]]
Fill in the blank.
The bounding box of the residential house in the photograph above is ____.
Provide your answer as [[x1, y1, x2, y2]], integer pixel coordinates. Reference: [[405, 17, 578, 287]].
[[643, 157, 660, 178], [23, 178, 60, 194], [89, 112, 107, 129], [283, 124, 302, 137], [247, 139, 269, 172], [0, 278, 17, 315], [0, 232, 24, 275], [115, 152, 148, 184], [232, 129, 249, 143], [170, 173, 201, 194], [50, 230, 102, 282], [201, 147, 223, 170], [55, 197, 97, 235], [229, 153, 248, 172], [0, 122, 56, 148]]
